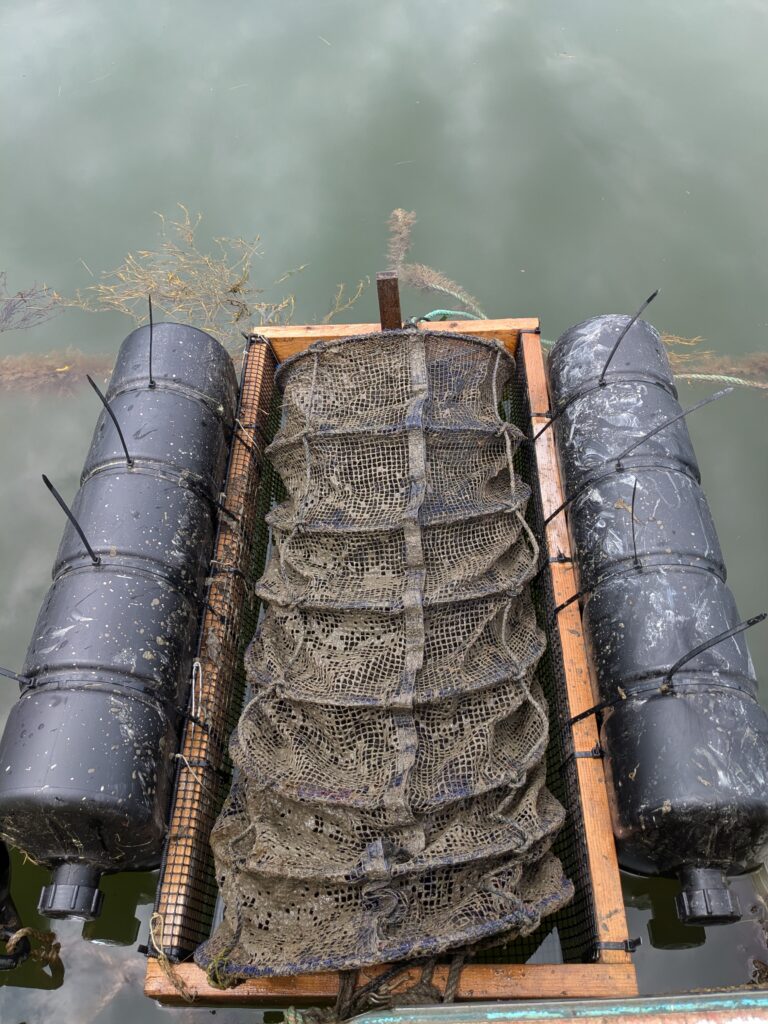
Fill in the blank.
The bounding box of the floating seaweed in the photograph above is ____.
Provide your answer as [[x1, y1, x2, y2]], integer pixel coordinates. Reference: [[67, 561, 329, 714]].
[[56, 205, 297, 345], [662, 334, 768, 392], [1, 210, 765, 395]]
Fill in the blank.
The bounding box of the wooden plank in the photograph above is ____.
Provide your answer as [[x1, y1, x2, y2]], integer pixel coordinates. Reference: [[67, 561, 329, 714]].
[[522, 333, 634, 972], [145, 961, 639, 1007], [250, 317, 539, 362], [376, 271, 403, 329]]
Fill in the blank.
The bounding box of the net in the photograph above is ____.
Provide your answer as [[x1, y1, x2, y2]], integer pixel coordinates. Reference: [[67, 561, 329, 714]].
[[196, 329, 572, 980]]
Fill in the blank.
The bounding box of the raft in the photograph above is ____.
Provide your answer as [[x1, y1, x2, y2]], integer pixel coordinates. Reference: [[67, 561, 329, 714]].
[[146, 314, 639, 1006]]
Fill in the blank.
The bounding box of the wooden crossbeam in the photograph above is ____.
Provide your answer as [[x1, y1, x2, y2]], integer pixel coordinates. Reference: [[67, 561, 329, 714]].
[[250, 317, 539, 363]]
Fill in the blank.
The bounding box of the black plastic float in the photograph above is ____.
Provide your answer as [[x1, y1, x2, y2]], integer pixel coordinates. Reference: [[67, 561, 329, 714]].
[[548, 311, 768, 926], [0, 322, 237, 920]]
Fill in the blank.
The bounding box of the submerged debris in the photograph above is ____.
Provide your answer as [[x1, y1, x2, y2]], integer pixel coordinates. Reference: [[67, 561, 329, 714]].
[[0, 349, 113, 394], [0, 273, 58, 334], [387, 208, 485, 317]]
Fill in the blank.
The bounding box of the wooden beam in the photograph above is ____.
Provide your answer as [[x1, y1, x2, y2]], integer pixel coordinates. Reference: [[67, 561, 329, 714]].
[[250, 317, 539, 362], [145, 960, 639, 1007], [522, 332, 634, 969], [376, 271, 402, 329]]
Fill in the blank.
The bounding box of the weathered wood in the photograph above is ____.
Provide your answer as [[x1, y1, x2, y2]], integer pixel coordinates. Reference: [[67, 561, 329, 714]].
[[522, 332, 634, 967], [144, 960, 639, 1007], [249, 317, 539, 362], [376, 270, 403, 330]]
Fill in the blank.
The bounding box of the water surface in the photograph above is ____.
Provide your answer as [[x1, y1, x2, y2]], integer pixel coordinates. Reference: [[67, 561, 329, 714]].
[[1, 1, 767, 1020]]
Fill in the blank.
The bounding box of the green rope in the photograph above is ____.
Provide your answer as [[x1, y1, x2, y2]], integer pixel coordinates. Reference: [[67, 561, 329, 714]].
[[419, 320, 765, 393], [416, 309, 486, 322], [540, 339, 765, 391], [674, 371, 768, 392]]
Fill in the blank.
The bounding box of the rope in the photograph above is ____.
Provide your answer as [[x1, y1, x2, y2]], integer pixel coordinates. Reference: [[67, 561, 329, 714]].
[[148, 912, 196, 1003], [539, 336, 767, 393], [674, 371, 768, 392], [537, 339, 766, 392], [411, 309, 486, 323], [190, 659, 202, 721], [284, 949, 470, 1024], [401, 308, 490, 327], [6, 926, 62, 970], [173, 753, 207, 791]]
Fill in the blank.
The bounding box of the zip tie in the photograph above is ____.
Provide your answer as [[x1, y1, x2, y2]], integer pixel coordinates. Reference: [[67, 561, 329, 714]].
[[594, 937, 642, 956]]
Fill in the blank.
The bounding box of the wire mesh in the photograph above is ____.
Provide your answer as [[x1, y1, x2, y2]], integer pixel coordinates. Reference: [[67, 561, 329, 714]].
[[153, 339, 282, 960], [474, 340, 599, 965]]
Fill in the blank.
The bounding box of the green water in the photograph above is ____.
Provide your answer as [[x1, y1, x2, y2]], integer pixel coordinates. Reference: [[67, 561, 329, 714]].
[[1, 1, 767, 1019]]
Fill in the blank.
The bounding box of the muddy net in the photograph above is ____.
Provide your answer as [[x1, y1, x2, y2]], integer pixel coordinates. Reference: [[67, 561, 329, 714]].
[[196, 329, 572, 980]]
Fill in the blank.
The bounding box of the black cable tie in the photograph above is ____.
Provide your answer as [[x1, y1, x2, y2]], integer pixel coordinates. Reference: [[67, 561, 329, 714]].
[[217, 501, 241, 524], [614, 386, 734, 469], [202, 601, 227, 625], [598, 290, 659, 386], [181, 711, 209, 731], [548, 552, 572, 564], [235, 421, 264, 452], [210, 564, 248, 583], [42, 474, 101, 565], [661, 611, 766, 690], [0, 666, 28, 685], [543, 489, 579, 527], [568, 670, 762, 729], [595, 937, 642, 955], [233, 431, 265, 472], [568, 692, 629, 727], [574, 743, 604, 760], [551, 589, 587, 620], [559, 742, 603, 772]]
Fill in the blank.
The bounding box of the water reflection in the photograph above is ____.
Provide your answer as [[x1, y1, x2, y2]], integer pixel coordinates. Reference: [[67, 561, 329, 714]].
[[1, 0, 767, 1019]]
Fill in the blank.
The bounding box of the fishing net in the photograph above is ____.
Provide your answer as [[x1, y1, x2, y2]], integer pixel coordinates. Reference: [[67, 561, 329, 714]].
[[197, 329, 572, 980]]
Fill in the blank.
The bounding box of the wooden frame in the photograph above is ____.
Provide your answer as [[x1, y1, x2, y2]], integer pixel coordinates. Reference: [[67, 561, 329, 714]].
[[146, 319, 637, 1006]]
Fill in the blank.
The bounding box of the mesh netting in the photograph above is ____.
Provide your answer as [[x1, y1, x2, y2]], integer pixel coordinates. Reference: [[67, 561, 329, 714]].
[[196, 330, 572, 979]]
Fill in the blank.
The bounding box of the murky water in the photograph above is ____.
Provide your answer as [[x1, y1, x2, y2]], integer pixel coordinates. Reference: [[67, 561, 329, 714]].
[[1, 1, 767, 1019]]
